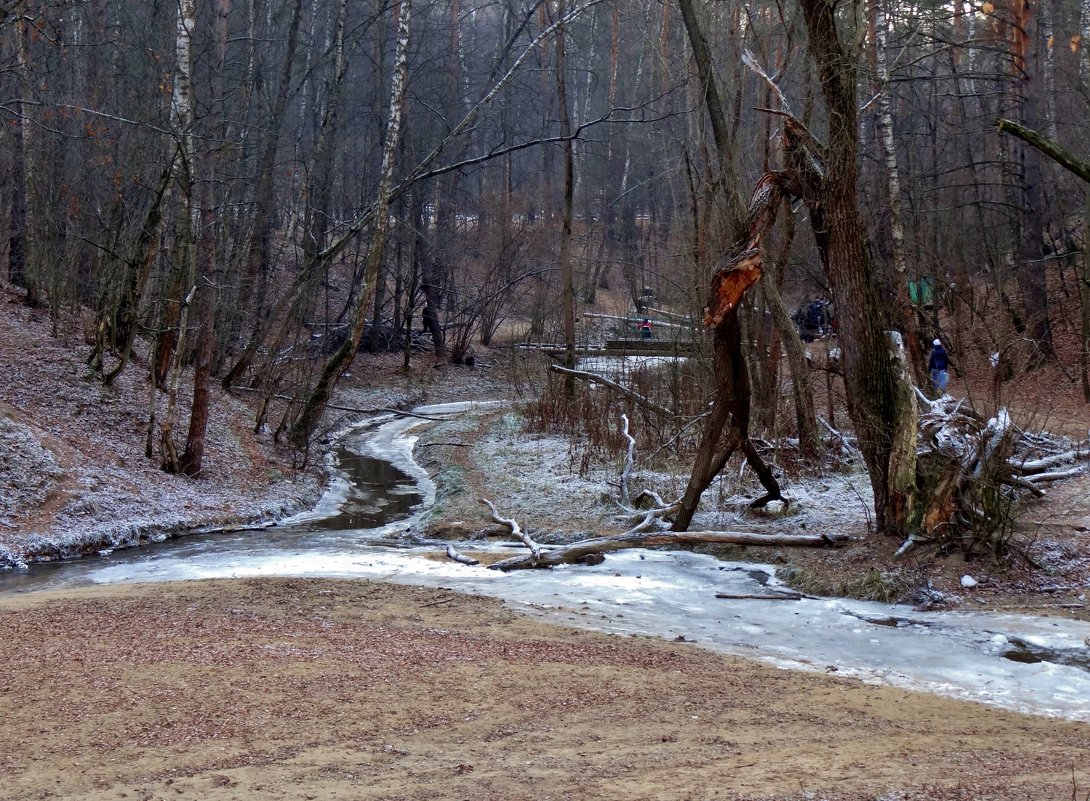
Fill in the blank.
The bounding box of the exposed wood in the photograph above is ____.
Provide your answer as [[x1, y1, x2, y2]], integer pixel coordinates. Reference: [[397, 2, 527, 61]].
[[480, 498, 540, 557], [715, 591, 804, 601], [703, 249, 764, 328], [900, 402, 1087, 555], [488, 530, 849, 571], [446, 543, 479, 566]]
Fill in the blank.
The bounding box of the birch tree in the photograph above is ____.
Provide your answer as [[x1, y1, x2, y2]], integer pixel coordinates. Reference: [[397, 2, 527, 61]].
[[291, 0, 414, 448], [159, 0, 198, 474]]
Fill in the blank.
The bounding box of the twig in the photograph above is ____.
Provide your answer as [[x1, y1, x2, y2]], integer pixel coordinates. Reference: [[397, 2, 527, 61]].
[[549, 364, 675, 418], [420, 596, 458, 608]]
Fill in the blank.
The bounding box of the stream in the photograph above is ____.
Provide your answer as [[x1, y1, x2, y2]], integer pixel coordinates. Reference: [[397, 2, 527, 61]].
[[3, 401, 1089, 722]]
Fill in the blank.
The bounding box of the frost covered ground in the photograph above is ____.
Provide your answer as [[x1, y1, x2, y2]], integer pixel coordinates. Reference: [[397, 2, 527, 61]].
[[417, 399, 1090, 617], [0, 289, 323, 568], [3, 280, 1089, 618], [0, 284, 512, 569]]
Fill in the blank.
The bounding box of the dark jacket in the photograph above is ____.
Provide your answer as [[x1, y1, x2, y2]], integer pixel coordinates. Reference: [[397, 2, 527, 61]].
[[928, 345, 948, 371]]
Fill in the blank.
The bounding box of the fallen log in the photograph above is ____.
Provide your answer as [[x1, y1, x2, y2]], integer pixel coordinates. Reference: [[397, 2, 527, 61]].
[[446, 543, 479, 566], [1013, 450, 1085, 475], [715, 591, 803, 601], [1025, 465, 1089, 484], [488, 530, 849, 571]]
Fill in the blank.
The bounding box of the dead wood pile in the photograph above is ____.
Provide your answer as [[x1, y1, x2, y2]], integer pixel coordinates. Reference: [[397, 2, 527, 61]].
[[905, 392, 1090, 558]]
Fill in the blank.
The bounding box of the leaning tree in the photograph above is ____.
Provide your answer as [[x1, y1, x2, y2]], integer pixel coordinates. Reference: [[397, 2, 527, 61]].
[[673, 0, 920, 538]]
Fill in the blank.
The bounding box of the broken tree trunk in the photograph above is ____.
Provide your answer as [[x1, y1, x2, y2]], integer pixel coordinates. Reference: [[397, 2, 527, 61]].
[[898, 397, 1089, 557], [672, 176, 787, 530]]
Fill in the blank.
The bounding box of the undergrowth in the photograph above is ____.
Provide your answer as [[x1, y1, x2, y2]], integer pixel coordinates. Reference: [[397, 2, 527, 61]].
[[777, 565, 915, 603]]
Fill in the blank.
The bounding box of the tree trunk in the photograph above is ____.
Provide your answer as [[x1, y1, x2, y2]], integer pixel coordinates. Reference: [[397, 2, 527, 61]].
[[240, 0, 304, 334], [10, 9, 35, 298], [873, 0, 924, 383], [1010, 0, 1055, 364], [291, 0, 413, 449], [672, 0, 780, 531], [160, 0, 198, 474], [181, 0, 230, 477], [554, 0, 576, 376]]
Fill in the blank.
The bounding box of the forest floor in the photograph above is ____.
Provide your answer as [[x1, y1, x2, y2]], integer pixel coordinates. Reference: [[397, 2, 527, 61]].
[[2, 284, 1090, 799], [3, 578, 1090, 801]]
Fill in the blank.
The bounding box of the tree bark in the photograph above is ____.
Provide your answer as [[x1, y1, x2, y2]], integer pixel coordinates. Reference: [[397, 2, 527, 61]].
[[160, 0, 198, 474], [797, 0, 916, 536], [554, 0, 577, 377], [490, 529, 848, 571], [181, 0, 230, 477], [873, 0, 924, 382], [1009, 0, 1055, 364], [672, 0, 780, 532], [240, 0, 304, 333], [291, 0, 413, 449]]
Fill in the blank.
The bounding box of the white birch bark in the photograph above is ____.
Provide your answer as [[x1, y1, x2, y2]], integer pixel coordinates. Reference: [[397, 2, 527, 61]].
[[874, 0, 906, 283], [291, 0, 414, 445], [160, 0, 197, 472]]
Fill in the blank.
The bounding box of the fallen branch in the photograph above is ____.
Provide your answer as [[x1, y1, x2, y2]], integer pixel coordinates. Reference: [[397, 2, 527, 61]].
[[480, 498, 540, 557], [619, 414, 636, 505], [627, 503, 682, 533], [1013, 450, 1083, 475], [1025, 465, 1089, 484], [488, 530, 848, 571], [445, 543, 479, 566], [632, 489, 671, 508], [715, 591, 803, 601], [818, 415, 858, 458], [999, 475, 1046, 498], [548, 365, 675, 418]]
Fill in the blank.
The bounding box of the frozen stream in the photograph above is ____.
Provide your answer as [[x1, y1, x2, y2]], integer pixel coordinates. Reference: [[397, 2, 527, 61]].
[[3, 401, 1089, 722]]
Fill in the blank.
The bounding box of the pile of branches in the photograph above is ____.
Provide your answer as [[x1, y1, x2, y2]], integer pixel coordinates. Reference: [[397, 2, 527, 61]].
[[903, 392, 1090, 558], [309, 324, 434, 356]]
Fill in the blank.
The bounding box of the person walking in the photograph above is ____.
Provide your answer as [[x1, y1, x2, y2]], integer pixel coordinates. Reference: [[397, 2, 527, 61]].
[[928, 338, 949, 394], [640, 319, 653, 341]]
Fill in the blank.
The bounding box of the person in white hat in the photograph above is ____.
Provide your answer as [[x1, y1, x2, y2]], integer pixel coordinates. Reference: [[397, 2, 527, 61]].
[[928, 338, 949, 394]]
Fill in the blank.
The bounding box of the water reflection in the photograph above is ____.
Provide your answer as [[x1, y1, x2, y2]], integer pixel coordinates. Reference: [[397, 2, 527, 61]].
[[308, 446, 422, 531]]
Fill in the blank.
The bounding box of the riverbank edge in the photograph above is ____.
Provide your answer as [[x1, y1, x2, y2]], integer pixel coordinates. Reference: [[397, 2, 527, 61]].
[[0, 386, 489, 571]]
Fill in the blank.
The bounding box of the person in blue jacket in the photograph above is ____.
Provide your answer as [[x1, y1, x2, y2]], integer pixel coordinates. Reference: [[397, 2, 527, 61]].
[[928, 338, 949, 394]]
